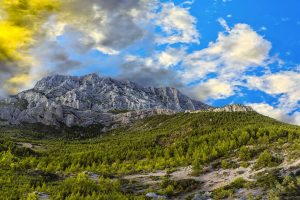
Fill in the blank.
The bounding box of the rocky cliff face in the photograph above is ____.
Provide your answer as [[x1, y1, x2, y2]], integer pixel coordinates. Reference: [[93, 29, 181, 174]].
[[186, 104, 255, 113], [0, 74, 209, 128], [209, 104, 254, 112]]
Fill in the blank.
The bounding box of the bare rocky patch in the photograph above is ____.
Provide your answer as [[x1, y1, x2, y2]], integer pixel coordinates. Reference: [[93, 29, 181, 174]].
[[121, 154, 300, 199]]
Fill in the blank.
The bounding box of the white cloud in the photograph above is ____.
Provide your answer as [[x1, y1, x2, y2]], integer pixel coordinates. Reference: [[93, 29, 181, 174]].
[[125, 47, 186, 70], [157, 48, 186, 68], [246, 71, 300, 125], [181, 1, 195, 6], [155, 2, 200, 44], [182, 19, 272, 82], [42, 16, 67, 40], [39, 0, 156, 56], [247, 71, 300, 103], [22, 0, 201, 91], [20, 0, 161, 92], [169, 19, 275, 109], [211, 23, 271, 68], [120, 47, 186, 86], [249, 103, 300, 125], [27, 0, 199, 89], [177, 19, 298, 126], [218, 18, 230, 31], [190, 79, 234, 100], [249, 103, 291, 122]]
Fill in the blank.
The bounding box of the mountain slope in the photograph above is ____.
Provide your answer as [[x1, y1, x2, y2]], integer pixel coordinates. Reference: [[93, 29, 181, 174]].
[[0, 111, 299, 199], [0, 74, 210, 127]]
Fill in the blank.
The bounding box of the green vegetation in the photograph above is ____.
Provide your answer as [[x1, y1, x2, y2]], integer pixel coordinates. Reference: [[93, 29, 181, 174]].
[[239, 146, 252, 161], [213, 178, 252, 199], [0, 111, 299, 199], [254, 169, 300, 199], [220, 160, 238, 169], [158, 177, 200, 196], [254, 150, 282, 169]]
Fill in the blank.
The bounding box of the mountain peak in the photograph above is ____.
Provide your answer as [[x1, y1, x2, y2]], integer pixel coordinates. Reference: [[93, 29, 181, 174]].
[[0, 74, 210, 128]]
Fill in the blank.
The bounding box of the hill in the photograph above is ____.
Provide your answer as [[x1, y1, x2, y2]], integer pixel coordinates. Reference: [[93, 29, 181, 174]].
[[0, 111, 300, 199]]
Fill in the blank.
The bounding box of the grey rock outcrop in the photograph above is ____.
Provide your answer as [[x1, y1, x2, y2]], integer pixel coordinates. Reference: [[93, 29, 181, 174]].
[[0, 74, 209, 128], [145, 193, 167, 199], [186, 104, 254, 114], [209, 104, 254, 112]]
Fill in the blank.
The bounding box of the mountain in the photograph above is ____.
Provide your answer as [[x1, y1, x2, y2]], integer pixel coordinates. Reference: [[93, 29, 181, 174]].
[[0, 74, 299, 200], [0, 74, 210, 128]]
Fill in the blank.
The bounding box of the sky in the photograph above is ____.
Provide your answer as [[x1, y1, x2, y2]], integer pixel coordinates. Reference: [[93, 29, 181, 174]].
[[0, 0, 299, 125]]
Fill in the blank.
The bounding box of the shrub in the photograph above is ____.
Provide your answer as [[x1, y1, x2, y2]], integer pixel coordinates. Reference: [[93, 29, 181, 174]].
[[221, 160, 231, 169], [221, 160, 238, 169], [213, 188, 234, 199], [240, 161, 249, 168], [213, 178, 250, 199], [254, 150, 281, 169], [239, 146, 251, 161], [164, 185, 175, 196], [256, 170, 280, 189], [27, 192, 38, 200]]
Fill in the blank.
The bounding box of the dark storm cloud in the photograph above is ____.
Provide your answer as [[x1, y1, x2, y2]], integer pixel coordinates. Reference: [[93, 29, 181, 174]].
[[30, 39, 82, 77], [62, 0, 153, 53], [52, 53, 81, 72], [119, 60, 184, 88]]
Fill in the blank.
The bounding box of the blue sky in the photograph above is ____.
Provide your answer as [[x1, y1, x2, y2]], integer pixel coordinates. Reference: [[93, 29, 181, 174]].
[[1, 0, 299, 125]]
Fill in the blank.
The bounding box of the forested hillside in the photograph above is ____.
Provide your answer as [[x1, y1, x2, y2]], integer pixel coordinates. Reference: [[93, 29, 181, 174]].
[[0, 111, 300, 199]]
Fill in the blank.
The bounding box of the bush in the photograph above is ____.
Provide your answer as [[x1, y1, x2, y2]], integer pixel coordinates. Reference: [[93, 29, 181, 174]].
[[213, 188, 234, 199], [221, 160, 238, 169], [27, 192, 38, 200], [221, 160, 231, 169], [164, 185, 175, 196], [191, 168, 203, 176], [254, 150, 281, 169], [239, 146, 251, 161], [230, 177, 249, 189], [240, 161, 249, 168], [159, 178, 200, 196], [256, 170, 280, 189], [213, 178, 250, 199]]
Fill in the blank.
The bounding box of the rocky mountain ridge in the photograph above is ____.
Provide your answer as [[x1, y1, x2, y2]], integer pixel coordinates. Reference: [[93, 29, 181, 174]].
[[186, 104, 254, 113], [0, 74, 254, 129], [0, 74, 208, 128]]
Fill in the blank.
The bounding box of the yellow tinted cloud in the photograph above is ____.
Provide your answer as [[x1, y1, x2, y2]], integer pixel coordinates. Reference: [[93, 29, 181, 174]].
[[7, 74, 31, 84], [5, 74, 32, 94], [0, 21, 32, 61], [0, 0, 60, 94], [1, 0, 60, 27]]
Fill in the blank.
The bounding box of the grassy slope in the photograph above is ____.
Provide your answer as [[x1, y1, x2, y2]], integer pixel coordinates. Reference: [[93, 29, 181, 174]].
[[0, 111, 300, 199]]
